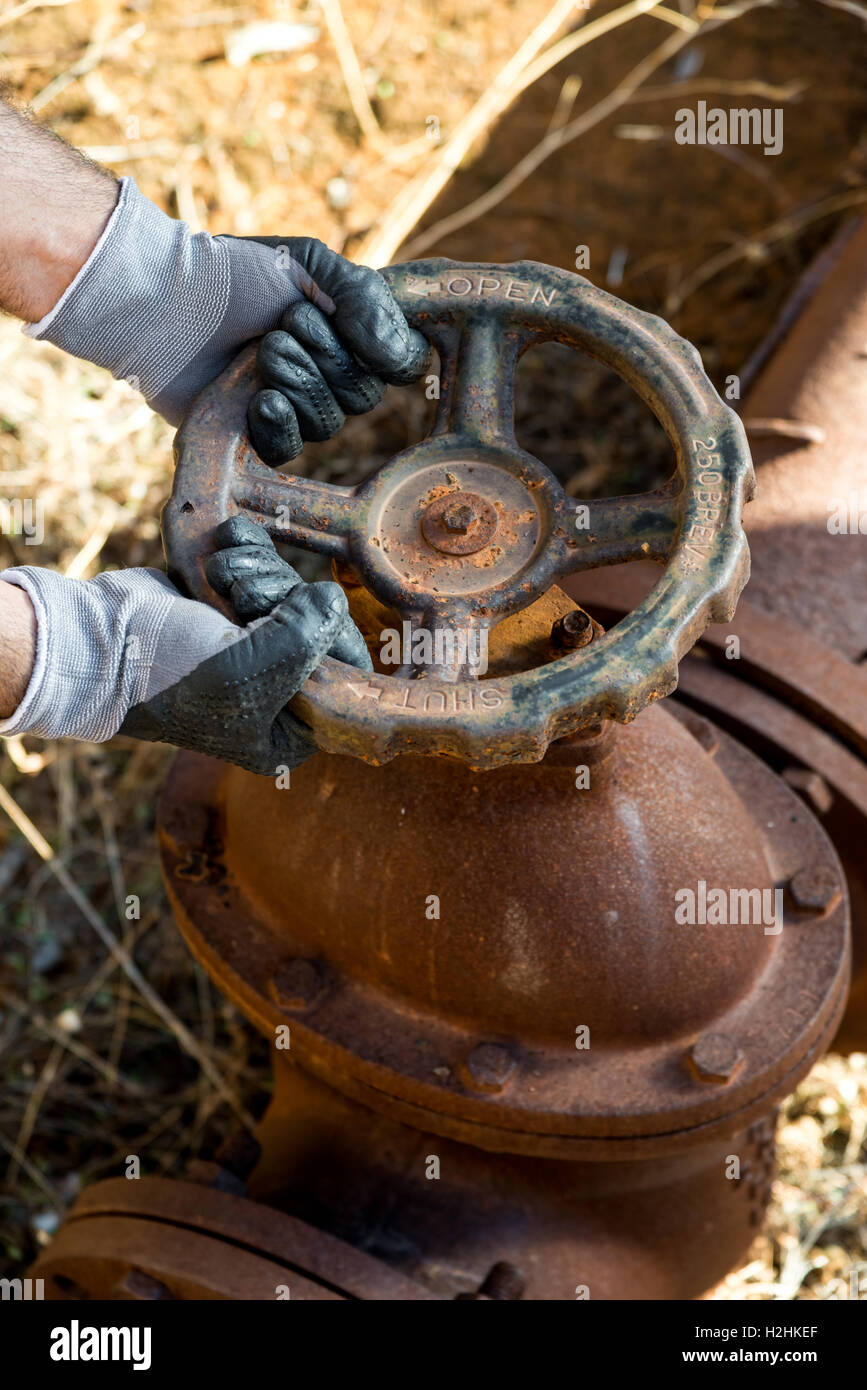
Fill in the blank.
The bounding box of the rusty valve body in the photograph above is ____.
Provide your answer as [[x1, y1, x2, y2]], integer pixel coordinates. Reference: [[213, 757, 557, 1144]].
[[24, 259, 847, 1301], [155, 680, 847, 1297], [124, 261, 851, 1299]]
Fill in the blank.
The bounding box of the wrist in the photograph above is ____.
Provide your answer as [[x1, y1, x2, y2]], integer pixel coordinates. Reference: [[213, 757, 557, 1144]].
[[0, 98, 118, 322], [26, 177, 310, 426], [0, 580, 37, 718], [0, 566, 243, 746], [0, 567, 174, 742], [23, 181, 119, 323], [26, 178, 232, 417]]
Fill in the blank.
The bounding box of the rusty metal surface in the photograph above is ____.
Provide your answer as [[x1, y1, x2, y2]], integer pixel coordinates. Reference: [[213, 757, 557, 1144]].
[[569, 566, 867, 1050], [165, 259, 754, 767], [571, 565, 867, 761], [143, 243, 866, 1298], [247, 1057, 780, 1300], [158, 705, 848, 1162], [419, 489, 499, 555], [738, 216, 867, 661], [33, 1177, 439, 1301], [675, 665, 867, 1054]]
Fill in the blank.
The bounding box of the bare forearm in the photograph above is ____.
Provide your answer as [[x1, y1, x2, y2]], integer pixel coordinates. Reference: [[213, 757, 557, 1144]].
[[0, 581, 36, 717], [0, 96, 118, 322]]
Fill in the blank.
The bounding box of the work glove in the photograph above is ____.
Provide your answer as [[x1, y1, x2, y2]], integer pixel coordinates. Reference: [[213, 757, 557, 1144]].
[[24, 177, 430, 456], [203, 516, 347, 622], [0, 531, 370, 775]]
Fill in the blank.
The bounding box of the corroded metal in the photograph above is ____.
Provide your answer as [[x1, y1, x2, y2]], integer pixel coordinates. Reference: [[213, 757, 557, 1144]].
[[165, 259, 755, 767], [420, 489, 498, 554], [159, 709, 848, 1162], [739, 215, 867, 661], [570, 566, 867, 1052], [33, 1178, 439, 1301], [248, 1056, 780, 1300], [142, 253, 857, 1300], [154, 705, 849, 1296]]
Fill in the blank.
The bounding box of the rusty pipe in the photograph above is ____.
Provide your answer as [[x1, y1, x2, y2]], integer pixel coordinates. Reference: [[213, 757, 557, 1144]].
[[740, 216, 867, 661]]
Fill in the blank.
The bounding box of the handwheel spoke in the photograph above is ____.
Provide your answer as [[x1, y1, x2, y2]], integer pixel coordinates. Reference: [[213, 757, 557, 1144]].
[[385, 609, 490, 684], [556, 488, 681, 576], [432, 317, 523, 445], [234, 471, 360, 559]]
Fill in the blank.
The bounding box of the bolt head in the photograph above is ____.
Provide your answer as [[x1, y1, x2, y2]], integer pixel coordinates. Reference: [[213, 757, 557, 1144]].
[[420, 490, 497, 555], [269, 959, 325, 1012], [687, 1033, 744, 1084], [781, 768, 833, 816], [442, 501, 476, 532], [788, 864, 840, 915], [462, 1042, 516, 1093], [551, 608, 594, 650]]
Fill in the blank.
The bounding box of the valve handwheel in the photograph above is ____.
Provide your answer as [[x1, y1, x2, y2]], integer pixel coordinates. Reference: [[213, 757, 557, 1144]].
[[164, 259, 755, 769]]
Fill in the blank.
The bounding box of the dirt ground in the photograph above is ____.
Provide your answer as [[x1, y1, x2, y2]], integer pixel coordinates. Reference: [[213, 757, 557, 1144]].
[[0, 0, 865, 1298]]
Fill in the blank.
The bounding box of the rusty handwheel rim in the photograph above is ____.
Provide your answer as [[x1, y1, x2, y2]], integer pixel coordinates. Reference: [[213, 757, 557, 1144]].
[[165, 258, 755, 768]]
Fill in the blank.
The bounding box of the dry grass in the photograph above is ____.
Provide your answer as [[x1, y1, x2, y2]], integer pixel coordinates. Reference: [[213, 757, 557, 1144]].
[[0, 0, 865, 1295]]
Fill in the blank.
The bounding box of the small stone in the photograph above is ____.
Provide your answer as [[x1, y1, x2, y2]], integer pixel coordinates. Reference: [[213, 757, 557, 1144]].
[[326, 177, 353, 211]]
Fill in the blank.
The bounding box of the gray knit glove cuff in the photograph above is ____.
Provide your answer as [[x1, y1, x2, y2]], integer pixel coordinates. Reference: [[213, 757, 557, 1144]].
[[23, 177, 310, 426], [0, 567, 242, 742]]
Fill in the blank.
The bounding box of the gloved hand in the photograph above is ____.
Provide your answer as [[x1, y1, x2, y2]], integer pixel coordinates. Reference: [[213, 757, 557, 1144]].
[[243, 237, 428, 464], [0, 531, 371, 775], [24, 177, 430, 454], [203, 516, 363, 626], [117, 579, 356, 775]]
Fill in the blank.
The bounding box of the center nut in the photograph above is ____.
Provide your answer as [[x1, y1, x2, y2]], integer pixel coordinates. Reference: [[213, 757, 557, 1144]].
[[420, 490, 498, 555]]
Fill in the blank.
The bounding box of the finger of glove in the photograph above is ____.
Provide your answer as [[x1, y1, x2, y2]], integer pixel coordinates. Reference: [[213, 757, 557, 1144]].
[[213, 517, 275, 551], [278, 302, 385, 416], [237, 581, 348, 711], [248, 388, 303, 465], [205, 544, 299, 596], [274, 240, 431, 386], [231, 572, 301, 622], [257, 332, 345, 441], [269, 707, 320, 772], [205, 544, 293, 595], [328, 614, 373, 670]]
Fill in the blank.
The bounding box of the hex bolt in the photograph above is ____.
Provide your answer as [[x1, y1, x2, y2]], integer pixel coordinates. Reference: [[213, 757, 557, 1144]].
[[481, 1261, 526, 1299], [121, 1269, 176, 1301], [269, 959, 326, 1012], [687, 1033, 744, 1084], [781, 767, 833, 816], [185, 1158, 247, 1197], [787, 864, 841, 916], [442, 500, 477, 532], [458, 1261, 526, 1300], [215, 1130, 262, 1182], [462, 1042, 516, 1093], [551, 608, 594, 651]]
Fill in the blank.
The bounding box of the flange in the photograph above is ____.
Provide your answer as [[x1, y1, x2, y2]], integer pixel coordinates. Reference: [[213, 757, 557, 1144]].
[[31, 1177, 438, 1301]]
